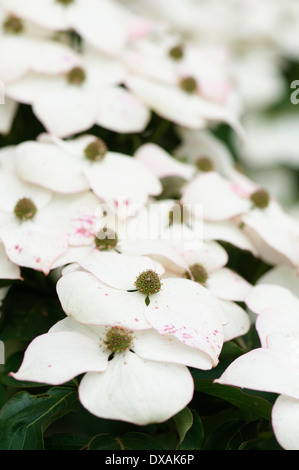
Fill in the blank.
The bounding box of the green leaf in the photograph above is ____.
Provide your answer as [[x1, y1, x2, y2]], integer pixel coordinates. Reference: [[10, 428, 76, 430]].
[[0, 282, 65, 341], [0, 386, 79, 450], [119, 432, 167, 450], [0, 380, 6, 406], [88, 434, 123, 450], [194, 380, 273, 421], [173, 407, 204, 450], [45, 433, 90, 450]]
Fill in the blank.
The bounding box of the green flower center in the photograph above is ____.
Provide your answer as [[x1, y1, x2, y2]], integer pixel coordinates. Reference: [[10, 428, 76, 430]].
[[94, 227, 118, 251], [3, 15, 23, 34], [67, 66, 86, 85], [135, 270, 162, 297], [84, 139, 108, 162], [168, 44, 184, 60], [14, 198, 37, 221], [250, 189, 270, 209], [184, 264, 208, 285], [195, 157, 214, 172], [104, 327, 133, 354], [180, 76, 197, 93]]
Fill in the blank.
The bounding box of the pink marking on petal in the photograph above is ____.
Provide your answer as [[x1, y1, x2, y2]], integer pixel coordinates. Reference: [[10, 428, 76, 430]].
[[231, 184, 252, 198], [35, 257, 41, 263]]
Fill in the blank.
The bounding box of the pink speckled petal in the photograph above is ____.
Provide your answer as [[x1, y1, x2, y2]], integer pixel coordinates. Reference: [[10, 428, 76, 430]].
[[216, 299, 250, 342], [0, 243, 21, 280], [1, 222, 68, 275], [11, 330, 108, 385], [144, 278, 225, 365], [272, 395, 299, 450], [79, 351, 194, 425], [182, 172, 251, 221], [207, 267, 252, 301], [216, 347, 299, 399], [133, 329, 214, 370], [96, 86, 150, 133]]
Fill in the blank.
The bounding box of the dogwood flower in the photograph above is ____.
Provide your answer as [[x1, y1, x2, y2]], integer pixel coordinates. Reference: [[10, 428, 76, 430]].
[[216, 283, 299, 450], [4, 44, 150, 137], [57, 251, 226, 366], [0, 155, 105, 273], [15, 134, 162, 218], [10, 316, 196, 425], [0, 0, 132, 56], [257, 264, 299, 299], [120, 22, 244, 136], [240, 199, 299, 268], [181, 171, 252, 221]]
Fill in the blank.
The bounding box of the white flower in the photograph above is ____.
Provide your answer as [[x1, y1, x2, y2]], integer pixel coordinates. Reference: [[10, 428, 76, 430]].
[[0, 151, 103, 273], [5, 45, 150, 137], [11, 316, 199, 425], [57, 251, 226, 367], [15, 134, 162, 218], [257, 265, 299, 299], [120, 26, 244, 136], [216, 283, 299, 449], [0, 241, 21, 280]]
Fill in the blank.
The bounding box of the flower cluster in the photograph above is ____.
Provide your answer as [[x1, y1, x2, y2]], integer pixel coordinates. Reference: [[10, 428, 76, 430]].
[[0, 0, 299, 449]]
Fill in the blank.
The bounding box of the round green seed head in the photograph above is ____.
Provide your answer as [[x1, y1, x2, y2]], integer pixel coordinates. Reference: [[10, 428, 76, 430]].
[[84, 138, 108, 162], [104, 328, 133, 354], [184, 263, 208, 285], [67, 66, 86, 85], [94, 227, 118, 251], [14, 198, 37, 221], [168, 44, 184, 60], [195, 157, 214, 172], [3, 15, 23, 34], [135, 270, 162, 296], [180, 76, 198, 93], [250, 189, 270, 209]]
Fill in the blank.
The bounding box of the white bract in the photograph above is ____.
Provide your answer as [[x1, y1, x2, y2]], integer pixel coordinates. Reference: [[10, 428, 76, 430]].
[[57, 251, 227, 367], [11, 316, 195, 425], [0, 149, 104, 273], [4, 46, 150, 137], [0, 0, 132, 56], [216, 284, 299, 450]]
